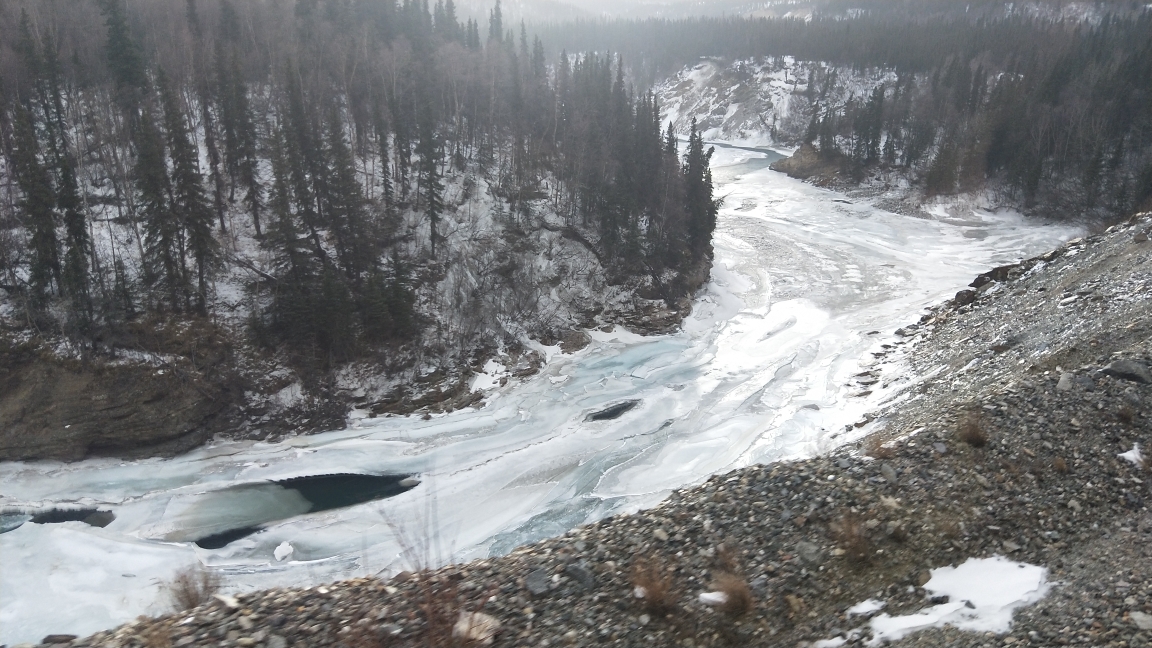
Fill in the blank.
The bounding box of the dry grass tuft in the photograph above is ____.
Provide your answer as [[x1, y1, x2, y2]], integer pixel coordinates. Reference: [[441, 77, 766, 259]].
[[863, 435, 896, 459], [714, 543, 740, 574], [1053, 456, 1069, 474], [711, 572, 753, 619], [630, 556, 678, 616], [1117, 405, 1137, 425], [888, 524, 909, 543], [164, 566, 221, 612], [938, 515, 963, 539], [830, 511, 872, 563], [140, 624, 173, 648], [957, 413, 988, 448]]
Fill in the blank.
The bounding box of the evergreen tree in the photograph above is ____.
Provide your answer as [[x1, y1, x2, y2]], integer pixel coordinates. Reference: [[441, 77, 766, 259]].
[[683, 118, 717, 263], [135, 107, 183, 310], [11, 106, 61, 306], [58, 151, 91, 319], [99, 0, 147, 110], [374, 107, 394, 208], [322, 108, 373, 280], [417, 117, 444, 257], [231, 52, 263, 235], [488, 0, 503, 43], [159, 68, 216, 313]]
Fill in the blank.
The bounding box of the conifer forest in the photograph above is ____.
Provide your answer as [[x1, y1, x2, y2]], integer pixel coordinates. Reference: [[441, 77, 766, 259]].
[[0, 0, 718, 368]]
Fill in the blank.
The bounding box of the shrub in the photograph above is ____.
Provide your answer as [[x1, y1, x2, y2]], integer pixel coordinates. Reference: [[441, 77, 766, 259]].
[[957, 413, 988, 448], [1053, 457, 1069, 473], [631, 556, 677, 616], [164, 566, 220, 611], [829, 509, 870, 560], [831, 511, 872, 563], [711, 572, 753, 619]]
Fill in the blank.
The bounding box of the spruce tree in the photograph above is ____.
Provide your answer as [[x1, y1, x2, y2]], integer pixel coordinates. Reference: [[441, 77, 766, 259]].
[[374, 107, 394, 208], [59, 152, 91, 319], [159, 68, 216, 313], [135, 106, 183, 310], [99, 0, 147, 110], [488, 0, 503, 43], [231, 52, 263, 235], [322, 108, 372, 281], [11, 106, 61, 306], [416, 117, 444, 257], [683, 118, 717, 263]]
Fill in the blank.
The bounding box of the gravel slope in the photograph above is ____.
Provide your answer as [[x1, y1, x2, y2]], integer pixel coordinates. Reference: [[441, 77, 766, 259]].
[[23, 214, 1152, 648]]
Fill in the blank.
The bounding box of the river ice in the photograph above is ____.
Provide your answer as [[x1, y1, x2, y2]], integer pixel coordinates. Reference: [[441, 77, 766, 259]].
[[0, 148, 1082, 644]]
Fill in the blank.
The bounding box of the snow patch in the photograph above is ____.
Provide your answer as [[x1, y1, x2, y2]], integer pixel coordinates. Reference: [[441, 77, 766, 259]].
[[860, 556, 1048, 644], [470, 360, 509, 392], [1119, 443, 1144, 467]]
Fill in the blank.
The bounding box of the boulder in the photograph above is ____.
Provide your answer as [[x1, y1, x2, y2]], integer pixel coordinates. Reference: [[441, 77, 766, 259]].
[[1102, 359, 1151, 384]]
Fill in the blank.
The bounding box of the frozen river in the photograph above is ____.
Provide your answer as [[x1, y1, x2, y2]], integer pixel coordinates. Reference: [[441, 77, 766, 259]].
[[0, 147, 1082, 644]]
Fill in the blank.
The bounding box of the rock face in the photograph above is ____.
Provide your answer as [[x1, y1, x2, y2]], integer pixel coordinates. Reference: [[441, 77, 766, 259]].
[[769, 143, 844, 181], [0, 342, 239, 462]]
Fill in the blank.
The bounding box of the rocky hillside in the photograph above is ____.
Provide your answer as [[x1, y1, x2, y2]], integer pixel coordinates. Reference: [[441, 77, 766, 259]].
[[37, 215, 1149, 648], [656, 57, 894, 145]]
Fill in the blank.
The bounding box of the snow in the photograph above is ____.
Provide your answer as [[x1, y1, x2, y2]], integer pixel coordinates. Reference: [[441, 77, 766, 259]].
[[273, 541, 294, 562], [470, 359, 509, 392], [1119, 443, 1144, 467], [0, 136, 1081, 646], [847, 599, 885, 616], [698, 591, 729, 606], [867, 557, 1050, 644]]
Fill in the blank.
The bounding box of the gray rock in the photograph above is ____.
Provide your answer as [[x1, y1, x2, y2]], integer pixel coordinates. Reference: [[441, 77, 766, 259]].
[[41, 635, 78, 645], [565, 562, 595, 589], [932, 443, 947, 454], [880, 463, 898, 483], [1131, 611, 1152, 630], [953, 289, 977, 307], [267, 634, 288, 648], [526, 568, 551, 595], [652, 528, 669, 542], [1056, 373, 1074, 391], [795, 541, 823, 564], [1102, 359, 1151, 384]]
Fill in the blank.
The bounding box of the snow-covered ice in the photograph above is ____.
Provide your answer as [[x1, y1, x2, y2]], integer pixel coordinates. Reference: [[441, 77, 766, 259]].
[[0, 147, 1081, 645]]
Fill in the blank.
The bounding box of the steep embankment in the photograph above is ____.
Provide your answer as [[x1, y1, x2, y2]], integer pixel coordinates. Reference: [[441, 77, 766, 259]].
[[0, 168, 697, 462], [656, 57, 893, 145], [57, 217, 1151, 647]]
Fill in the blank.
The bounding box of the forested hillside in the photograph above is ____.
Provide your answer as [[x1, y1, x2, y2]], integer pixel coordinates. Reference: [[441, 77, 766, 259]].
[[542, 4, 1152, 221], [0, 0, 719, 459]]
